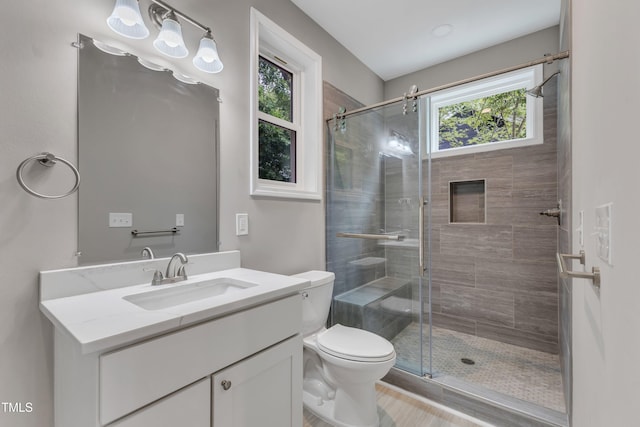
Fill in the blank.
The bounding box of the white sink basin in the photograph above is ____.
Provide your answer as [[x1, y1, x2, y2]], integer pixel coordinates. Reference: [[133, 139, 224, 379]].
[[124, 278, 258, 310]]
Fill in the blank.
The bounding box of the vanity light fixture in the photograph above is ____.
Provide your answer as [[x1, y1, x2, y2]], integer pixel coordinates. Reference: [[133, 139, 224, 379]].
[[107, 0, 150, 39], [106, 0, 224, 73]]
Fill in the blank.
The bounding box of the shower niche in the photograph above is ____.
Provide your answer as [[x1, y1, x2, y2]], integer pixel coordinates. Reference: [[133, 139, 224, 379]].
[[449, 179, 486, 224]]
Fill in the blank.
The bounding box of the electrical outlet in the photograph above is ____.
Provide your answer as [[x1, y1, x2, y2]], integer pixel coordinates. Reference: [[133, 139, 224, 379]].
[[109, 213, 132, 228], [236, 213, 249, 236]]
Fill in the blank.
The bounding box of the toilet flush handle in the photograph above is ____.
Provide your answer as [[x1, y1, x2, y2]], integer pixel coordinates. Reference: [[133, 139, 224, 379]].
[[301, 291, 309, 299]]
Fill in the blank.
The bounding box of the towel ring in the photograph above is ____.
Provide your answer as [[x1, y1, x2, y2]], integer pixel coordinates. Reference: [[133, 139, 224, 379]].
[[16, 152, 80, 199]]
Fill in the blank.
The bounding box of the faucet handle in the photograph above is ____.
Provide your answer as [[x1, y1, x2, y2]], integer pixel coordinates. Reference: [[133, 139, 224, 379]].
[[151, 270, 164, 286]]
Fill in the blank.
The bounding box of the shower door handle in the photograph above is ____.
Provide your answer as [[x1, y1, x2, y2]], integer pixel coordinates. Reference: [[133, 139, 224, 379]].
[[418, 196, 426, 277]]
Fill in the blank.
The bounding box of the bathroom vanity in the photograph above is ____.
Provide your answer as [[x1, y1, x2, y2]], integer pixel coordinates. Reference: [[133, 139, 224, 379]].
[[40, 251, 307, 427]]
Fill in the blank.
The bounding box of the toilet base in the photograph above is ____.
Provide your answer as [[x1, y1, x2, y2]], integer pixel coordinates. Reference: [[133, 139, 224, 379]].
[[303, 389, 380, 427]]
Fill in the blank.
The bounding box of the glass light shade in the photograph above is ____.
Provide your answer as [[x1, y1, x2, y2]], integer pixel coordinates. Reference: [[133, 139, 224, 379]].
[[106, 0, 149, 39], [153, 17, 188, 58], [193, 36, 224, 73]]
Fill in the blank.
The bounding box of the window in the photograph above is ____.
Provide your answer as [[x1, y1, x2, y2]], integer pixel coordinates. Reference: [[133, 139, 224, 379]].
[[250, 8, 323, 199], [430, 66, 543, 157], [258, 57, 296, 182]]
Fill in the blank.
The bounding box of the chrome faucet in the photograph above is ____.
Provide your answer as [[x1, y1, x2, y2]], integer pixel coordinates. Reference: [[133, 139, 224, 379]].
[[150, 253, 189, 286], [141, 247, 155, 259], [165, 253, 188, 280]]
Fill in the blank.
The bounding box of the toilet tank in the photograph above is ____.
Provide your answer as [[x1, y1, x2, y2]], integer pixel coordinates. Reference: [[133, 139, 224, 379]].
[[291, 271, 335, 336]]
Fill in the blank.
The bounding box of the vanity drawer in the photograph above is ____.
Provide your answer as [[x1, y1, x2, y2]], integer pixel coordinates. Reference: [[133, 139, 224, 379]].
[[99, 294, 301, 425], [107, 378, 210, 427]]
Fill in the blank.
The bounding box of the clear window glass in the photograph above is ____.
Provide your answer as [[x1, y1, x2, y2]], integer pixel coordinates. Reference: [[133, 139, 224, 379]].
[[438, 88, 527, 150], [430, 66, 542, 157], [258, 55, 297, 183], [258, 56, 293, 121], [258, 120, 296, 182]]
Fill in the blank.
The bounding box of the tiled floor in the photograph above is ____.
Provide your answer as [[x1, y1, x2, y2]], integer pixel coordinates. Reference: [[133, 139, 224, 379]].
[[391, 322, 566, 413], [303, 382, 491, 427]]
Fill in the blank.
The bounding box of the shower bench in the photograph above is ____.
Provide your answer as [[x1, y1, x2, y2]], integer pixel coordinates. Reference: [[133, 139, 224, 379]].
[[333, 276, 414, 341]]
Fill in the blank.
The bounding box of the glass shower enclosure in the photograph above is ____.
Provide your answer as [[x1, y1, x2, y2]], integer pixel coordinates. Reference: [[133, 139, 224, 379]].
[[326, 98, 432, 377], [326, 83, 567, 419]]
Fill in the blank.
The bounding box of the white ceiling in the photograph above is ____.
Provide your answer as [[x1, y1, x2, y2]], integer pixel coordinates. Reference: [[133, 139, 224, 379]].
[[291, 0, 561, 81]]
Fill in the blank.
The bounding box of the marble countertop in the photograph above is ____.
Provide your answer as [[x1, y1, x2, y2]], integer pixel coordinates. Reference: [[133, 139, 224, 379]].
[[39, 252, 309, 354]]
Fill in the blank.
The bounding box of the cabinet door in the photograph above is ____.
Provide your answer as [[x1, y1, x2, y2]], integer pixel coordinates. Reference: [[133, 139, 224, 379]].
[[107, 378, 210, 427], [212, 335, 302, 427]]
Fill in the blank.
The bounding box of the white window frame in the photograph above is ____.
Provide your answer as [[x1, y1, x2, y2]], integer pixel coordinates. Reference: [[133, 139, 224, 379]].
[[429, 65, 543, 158], [250, 8, 323, 200]]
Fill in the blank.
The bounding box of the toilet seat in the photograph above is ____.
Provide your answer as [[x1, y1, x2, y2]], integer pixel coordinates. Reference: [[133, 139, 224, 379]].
[[317, 324, 395, 363]]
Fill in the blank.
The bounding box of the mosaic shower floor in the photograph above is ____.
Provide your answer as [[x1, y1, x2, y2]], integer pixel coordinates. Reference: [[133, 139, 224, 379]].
[[391, 322, 566, 413]]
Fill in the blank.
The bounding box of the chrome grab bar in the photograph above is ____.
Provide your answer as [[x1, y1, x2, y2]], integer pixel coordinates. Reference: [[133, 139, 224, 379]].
[[336, 232, 405, 241], [418, 196, 426, 277], [556, 250, 601, 287]]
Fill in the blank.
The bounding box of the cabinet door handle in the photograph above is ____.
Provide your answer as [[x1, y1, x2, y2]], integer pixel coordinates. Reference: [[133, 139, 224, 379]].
[[221, 380, 232, 391]]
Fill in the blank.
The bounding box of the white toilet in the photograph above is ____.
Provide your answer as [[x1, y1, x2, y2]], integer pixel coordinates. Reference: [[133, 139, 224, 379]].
[[293, 271, 396, 427]]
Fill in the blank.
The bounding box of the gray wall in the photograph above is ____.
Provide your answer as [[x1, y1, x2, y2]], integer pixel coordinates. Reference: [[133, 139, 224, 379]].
[[571, 0, 640, 425], [385, 26, 560, 99], [0, 1, 382, 426]]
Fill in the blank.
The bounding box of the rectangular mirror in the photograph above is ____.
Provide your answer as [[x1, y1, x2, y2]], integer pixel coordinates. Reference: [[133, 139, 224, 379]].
[[77, 34, 219, 264]]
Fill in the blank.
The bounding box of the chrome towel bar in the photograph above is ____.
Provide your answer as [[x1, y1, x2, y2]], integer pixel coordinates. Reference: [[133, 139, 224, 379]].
[[556, 250, 601, 287], [131, 227, 179, 237], [336, 232, 405, 241]]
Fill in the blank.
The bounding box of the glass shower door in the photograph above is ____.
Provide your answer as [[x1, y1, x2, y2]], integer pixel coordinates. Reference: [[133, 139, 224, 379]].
[[326, 98, 430, 376]]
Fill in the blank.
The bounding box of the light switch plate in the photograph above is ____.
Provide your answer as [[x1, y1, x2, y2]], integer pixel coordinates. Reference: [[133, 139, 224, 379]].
[[176, 214, 185, 227], [578, 210, 584, 247], [236, 213, 249, 236], [595, 203, 612, 265], [109, 213, 132, 228]]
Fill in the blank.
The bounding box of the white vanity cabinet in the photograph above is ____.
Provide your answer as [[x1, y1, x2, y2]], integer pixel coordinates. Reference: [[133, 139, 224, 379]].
[[212, 334, 302, 426], [108, 378, 211, 427], [53, 294, 302, 427]]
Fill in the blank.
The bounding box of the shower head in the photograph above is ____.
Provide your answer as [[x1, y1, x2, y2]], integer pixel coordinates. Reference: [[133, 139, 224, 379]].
[[526, 86, 544, 98], [527, 71, 560, 98], [526, 71, 560, 98]]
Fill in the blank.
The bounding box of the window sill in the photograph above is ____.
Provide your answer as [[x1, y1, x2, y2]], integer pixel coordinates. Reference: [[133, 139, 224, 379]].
[[429, 136, 543, 159], [250, 180, 321, 200]]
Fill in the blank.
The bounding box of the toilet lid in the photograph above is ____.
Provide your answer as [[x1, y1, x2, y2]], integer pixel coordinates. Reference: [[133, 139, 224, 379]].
[[317, 324, 395, 362]]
